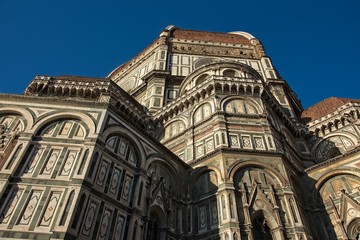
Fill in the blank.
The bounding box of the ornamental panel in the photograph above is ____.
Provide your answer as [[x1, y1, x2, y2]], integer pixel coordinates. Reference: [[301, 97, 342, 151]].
[[60, 150, 78, 176], [39, 191, 62, 227], [0, 188, 23, 224], [109, 167, 122, 196], [81, 200, 99, 237], [122, 174, 133, 201], [18, 190, 42, 225], [97, 208, 113, 240], [41, 149, 61, 175], [96, 160, 110, 188], [23, 147, 44, 174], [113, 214, 126, 240]]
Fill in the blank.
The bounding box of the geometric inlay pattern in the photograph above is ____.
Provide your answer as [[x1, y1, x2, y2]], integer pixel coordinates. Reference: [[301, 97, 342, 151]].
[[41, 149, 61, 175], [113, 214, 125, 240], [199, 205, 206, 229], [122, 175, 133, 201], [109, 168, 122, 195], [0, 188, 23, 224], [60, 150, 78, 176], [242, 136, 251, 148], [39, 191, 62, 226], [18, 190, 42, 225], [81, 201, 99, 237], [254, 137, 264, 149], [98, 208, 112, 240], [23, 147, 44, 174], [96, 160, 109, 188]]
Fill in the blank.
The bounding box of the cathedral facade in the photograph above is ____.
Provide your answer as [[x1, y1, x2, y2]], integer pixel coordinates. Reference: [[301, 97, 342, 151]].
[[0, 26, 359, 240]]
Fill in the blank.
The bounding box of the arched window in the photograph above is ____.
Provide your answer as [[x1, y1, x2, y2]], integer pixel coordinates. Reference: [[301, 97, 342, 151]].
[[319, 174, 360, 200], [59, 190, 75, 226], [233, 233, 238, 240], [224, 233, 230, 240], [87, 151, 99, 178], [71, 193, 86, 229], [105, 136, 138, 166], [193, 171, 218, 197], [315, 135, 354, 162], [225, 99, 245, 114], [0, 114, 25, 133], [5, 144, 23, 169], [194, 103, 212, 124], [163, 120, 185, 140], [37, 119, 86, 139], [223, 69, 236, 77], [195, 74, 209, 85], [77, 148, 89, 174]]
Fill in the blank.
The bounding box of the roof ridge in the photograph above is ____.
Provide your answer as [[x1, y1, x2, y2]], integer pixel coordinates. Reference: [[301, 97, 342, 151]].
[[302, 96, 360, 122]]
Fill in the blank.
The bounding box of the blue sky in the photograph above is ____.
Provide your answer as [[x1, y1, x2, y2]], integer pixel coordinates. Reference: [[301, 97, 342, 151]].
[[0, 0, 359, 109]]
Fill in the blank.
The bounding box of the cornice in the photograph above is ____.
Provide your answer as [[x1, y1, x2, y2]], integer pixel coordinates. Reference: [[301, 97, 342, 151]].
[[0, 93, 106, 108], [187, 147, 282, 166]]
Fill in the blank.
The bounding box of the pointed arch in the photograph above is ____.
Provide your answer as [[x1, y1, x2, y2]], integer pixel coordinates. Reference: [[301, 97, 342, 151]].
[[192, 101, 214, 125], [311, 133, 358, 161], [228, 160, 287, 187], [315, 168, 360, 190], [311, 168, 360, 203], [0, 106, 35, 131], [190, 165, 223, 187], [101, 126, 146, 168], [146, 156, 184, 196]]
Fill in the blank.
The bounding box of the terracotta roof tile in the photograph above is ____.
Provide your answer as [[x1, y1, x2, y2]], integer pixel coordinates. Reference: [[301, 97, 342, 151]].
[[109, 28, 255, 79], [171, 29, 251, 45], [301, 97, 360, 122]]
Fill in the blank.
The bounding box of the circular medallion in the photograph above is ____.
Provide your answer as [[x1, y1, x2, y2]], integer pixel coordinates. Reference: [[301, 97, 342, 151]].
[[348, 208, 357, 217], [156, 196, 162, 204], [255, 199, 264, 208]]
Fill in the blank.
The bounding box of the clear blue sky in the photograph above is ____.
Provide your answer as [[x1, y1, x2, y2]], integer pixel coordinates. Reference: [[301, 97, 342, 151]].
[[0, 0, 359, 109]]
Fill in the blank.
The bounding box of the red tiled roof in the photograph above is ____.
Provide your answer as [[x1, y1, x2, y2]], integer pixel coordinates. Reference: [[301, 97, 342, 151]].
[[109, 27, 254, 79], [301, 97, 360, 122], [171, 29, 252, 45]]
